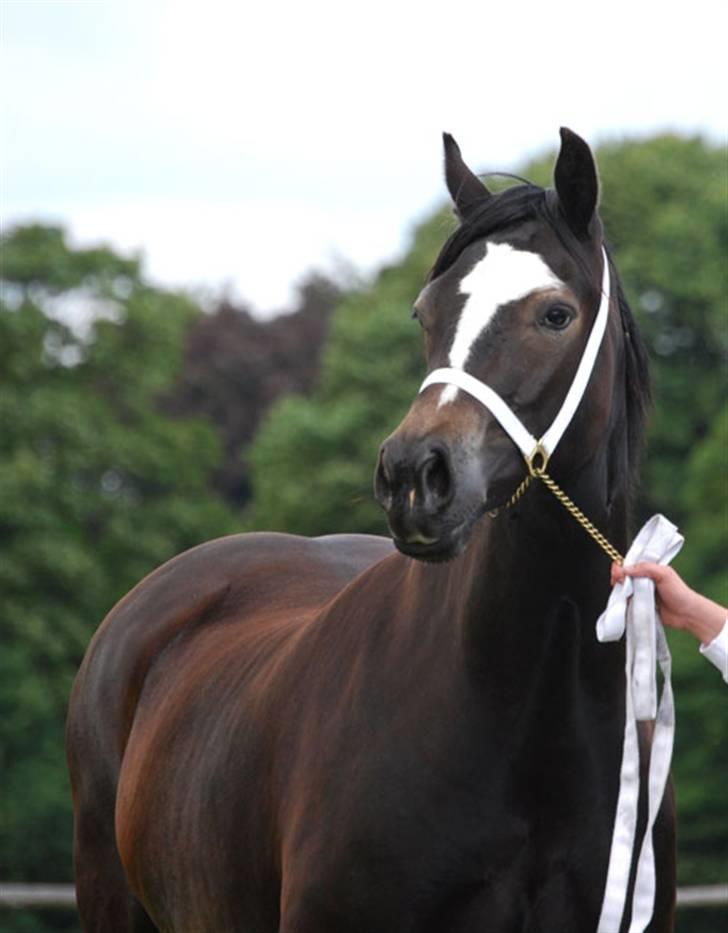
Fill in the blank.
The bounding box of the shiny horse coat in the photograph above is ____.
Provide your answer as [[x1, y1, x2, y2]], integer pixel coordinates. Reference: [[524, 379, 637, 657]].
[[67, 129, 675, 932]]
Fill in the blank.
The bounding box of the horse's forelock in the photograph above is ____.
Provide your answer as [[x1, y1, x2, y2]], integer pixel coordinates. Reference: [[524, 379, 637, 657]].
[[429, 184, 546, 281]]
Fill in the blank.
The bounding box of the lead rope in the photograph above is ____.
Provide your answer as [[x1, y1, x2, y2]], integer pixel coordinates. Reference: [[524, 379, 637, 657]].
[[490, 447, 625, 565]]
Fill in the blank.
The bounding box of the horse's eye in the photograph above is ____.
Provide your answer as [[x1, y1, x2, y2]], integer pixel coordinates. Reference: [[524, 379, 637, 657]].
[[541, 304, 574, 330], [411, 307, 426, 329]]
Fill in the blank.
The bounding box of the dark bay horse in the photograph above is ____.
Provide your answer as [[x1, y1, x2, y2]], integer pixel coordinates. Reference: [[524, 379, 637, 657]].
[[67, 128, 675, 932]]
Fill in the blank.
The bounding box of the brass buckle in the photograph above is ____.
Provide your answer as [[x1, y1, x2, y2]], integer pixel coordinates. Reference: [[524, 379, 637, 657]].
[[526, 442, 550, 477]]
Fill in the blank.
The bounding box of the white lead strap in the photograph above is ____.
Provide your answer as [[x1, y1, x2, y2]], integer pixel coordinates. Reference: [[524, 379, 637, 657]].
[[596, 515, 682, 933], [418, 246, 680, 931]]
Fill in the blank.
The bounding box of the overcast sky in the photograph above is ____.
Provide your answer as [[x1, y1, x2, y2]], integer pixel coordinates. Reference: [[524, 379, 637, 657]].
[[2, 0, 726, 315]]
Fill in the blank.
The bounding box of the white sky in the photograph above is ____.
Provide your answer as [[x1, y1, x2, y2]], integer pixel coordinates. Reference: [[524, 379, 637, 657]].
[[1, 0, 726, 315]]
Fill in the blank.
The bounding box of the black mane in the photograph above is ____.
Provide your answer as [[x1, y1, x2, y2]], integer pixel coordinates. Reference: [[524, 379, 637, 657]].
[[612, 267, 652, 493]]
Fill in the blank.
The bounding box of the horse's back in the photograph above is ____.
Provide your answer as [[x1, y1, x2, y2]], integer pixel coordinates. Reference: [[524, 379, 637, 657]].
[[69, 531, 392, 754]]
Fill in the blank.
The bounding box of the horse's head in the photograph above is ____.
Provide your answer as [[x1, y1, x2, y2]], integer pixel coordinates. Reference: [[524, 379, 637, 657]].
[[374, 128, 648, 562]]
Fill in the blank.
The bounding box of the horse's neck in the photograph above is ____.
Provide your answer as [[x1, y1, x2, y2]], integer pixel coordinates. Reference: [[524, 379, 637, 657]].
[[425, 460, 628, 696]]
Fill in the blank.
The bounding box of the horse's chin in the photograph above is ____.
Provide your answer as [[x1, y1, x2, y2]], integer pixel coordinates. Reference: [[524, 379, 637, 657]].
[[390, 510, 480, 564], [389, 475, 525, 563]]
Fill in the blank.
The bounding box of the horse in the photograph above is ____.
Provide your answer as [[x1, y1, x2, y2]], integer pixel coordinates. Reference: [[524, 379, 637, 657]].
[[66, 127, 675, 932]]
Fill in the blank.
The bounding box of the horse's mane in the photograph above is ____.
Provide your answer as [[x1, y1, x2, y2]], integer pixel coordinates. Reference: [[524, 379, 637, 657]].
[[611, 268, 652, 494], [427, 182, 651, 497]]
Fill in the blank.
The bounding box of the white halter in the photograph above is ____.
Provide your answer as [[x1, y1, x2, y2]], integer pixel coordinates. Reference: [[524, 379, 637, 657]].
[[419, 247, 611, 466], [418, 245, 680, 933]]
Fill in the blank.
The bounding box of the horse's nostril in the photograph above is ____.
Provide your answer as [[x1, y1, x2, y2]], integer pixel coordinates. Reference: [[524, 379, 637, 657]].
[[420, 448, 453, 508], [375, 440, 454, 515]]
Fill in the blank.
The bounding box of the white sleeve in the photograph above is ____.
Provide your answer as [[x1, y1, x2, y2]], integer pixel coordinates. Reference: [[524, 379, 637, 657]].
[[699, 618, 728, 684]]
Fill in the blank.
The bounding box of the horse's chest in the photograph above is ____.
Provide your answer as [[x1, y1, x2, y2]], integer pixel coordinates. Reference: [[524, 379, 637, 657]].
[[283, 745, 609, 933], [285, 811, 601, 933], [277, 646, 618, 931]]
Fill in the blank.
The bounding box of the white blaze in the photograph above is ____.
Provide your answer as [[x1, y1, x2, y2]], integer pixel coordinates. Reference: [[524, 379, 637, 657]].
[[439, 242, 564, 405]]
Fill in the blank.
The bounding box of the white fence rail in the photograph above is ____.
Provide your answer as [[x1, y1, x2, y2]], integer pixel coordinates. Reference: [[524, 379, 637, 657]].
[[1, 881, 727, 910], [676, 884, 728, 907], [1, 883, 76, 908]]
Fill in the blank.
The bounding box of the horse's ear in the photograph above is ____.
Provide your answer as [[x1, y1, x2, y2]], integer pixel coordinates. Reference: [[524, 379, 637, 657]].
[[443, 132, 491, 220], [554, 127, 599, 239]]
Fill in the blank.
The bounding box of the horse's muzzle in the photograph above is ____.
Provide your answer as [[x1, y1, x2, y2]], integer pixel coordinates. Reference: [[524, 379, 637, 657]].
[[374, 435, 483, 562]]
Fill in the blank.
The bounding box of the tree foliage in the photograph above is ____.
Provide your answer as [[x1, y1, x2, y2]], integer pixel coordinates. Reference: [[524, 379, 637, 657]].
[[247, 211, 456, 535], [0, 227, 237, 928], [596, 139, 728, 886], [164, 273, 341, 507]]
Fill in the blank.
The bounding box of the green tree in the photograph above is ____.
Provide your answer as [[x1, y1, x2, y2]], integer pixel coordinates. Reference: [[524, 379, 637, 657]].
[[596, 139, 728, 888], [0, 226, 238, 931], [247, 210, 456, 534]]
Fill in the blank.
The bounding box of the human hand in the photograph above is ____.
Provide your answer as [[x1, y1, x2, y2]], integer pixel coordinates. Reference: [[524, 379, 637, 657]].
[[610, 561, 726, 645]]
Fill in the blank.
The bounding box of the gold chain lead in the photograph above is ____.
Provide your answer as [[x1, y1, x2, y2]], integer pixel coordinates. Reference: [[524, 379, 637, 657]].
[[492, 462, 624, 566], [536, 470, 624, 565], [487, 474, 532, 518]]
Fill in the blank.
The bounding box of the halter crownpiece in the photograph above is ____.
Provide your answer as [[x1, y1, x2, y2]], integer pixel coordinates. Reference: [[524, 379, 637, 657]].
[[417, 245, 680, 933]]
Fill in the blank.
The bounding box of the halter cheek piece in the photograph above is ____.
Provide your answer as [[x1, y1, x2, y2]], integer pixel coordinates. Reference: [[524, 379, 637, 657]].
[[417, 246, 683, 933]]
